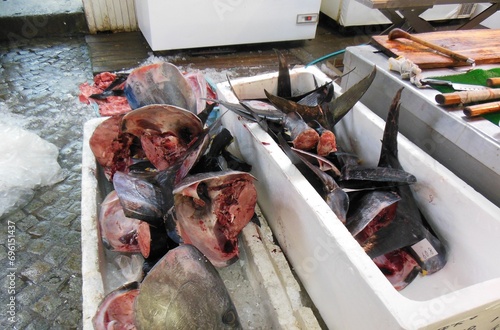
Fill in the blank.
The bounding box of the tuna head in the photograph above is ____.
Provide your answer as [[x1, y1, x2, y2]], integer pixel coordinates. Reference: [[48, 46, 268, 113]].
[[134, 244, 241, 329], [93, 281, 140, 330], [89, 115, 136, 180], [173, 171, 257, 267], [121, 104, 203, 171]]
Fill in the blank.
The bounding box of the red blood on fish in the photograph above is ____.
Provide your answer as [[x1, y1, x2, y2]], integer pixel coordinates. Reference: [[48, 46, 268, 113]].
[[173, 171, 257, 267], [79, 72, 132, 116], [137, 221, 152, 258], [355, 202, 398, 244], [317, 130, 337, 156], [183, 71, 213, 114], [94, 72, 117, 89], [137, 220, 178, 260], [99, 191, 141, 253], [292, 128, 319, 151], [139, 132, 187, 171], [89, 115, 135, 180], [373, 249, 420, 291], [92, 282, 139, 330]]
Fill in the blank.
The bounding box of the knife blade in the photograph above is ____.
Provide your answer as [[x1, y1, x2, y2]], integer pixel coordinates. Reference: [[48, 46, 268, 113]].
[[420, 79, 488, 91]]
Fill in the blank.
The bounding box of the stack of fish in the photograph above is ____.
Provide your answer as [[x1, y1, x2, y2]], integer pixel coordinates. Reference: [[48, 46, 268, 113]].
[[89, 62, 257, 329], [216, 52, 447, 292]]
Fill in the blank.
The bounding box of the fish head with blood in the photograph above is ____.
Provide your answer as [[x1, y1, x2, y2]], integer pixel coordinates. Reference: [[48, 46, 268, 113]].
[[89, 115, 136, 180], [173, 171, 257, 267], [135, 244, 242, 329], [92, 281, 140, 330], [121, 104, 203, 171], [98, 190, 141, 253]]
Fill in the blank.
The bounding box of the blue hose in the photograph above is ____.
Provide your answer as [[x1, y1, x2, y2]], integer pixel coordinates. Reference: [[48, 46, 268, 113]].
[[305, 49, 346, 68]]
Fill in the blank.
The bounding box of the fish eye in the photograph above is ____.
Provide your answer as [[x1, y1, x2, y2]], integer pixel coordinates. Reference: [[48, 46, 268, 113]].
[[222, 308, 239, 326]]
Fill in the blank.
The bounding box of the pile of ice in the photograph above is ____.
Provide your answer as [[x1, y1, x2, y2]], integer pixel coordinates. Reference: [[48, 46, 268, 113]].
[[0, 124, 64, 217]]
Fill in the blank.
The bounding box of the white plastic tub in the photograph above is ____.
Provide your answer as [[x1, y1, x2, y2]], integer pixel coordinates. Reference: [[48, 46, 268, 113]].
[[81, 118, 321, 329], [217, 66, 500, 330]]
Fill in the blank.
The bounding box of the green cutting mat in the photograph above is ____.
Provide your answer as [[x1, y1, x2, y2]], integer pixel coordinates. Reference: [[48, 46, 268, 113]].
[[429, 68, 500, 125]]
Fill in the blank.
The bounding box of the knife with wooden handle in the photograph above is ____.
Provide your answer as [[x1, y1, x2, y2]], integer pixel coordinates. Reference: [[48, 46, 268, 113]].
[[420, 79, 488, 91], [487, 78, 500, 87], [435, 88, 500, 105], [463, 101, 500, 117]]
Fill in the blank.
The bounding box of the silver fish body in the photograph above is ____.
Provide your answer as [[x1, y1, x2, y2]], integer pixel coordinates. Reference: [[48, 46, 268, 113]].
[[134, 244, 241, 329]]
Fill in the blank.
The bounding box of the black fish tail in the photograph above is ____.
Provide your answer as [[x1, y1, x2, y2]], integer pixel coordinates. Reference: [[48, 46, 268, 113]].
[[276, 50, 291, 98], [378, 87, 404, 168]]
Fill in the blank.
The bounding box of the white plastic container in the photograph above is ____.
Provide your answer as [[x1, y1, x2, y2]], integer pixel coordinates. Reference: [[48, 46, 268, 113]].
[[320, 0, 475, 28], [134, 0, 321, 51], [81, 118, 321, 329], [217, 66, 500, 330]]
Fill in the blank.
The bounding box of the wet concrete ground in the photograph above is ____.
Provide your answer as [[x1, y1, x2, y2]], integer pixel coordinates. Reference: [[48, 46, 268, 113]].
[[0, 36, 95, 329]]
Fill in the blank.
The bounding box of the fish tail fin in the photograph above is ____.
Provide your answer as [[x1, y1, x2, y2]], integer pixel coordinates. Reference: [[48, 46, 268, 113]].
[[275, 50, 291, 98], [378, 88, 404, 168]]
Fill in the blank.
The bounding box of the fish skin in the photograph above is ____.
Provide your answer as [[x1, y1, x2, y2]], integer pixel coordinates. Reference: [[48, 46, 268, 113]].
[[276, 132, 325, 195], [339, 165, 417, 190], [112, 171, 166, 226], [346, 191, 401, 237], [134, 244, 242, 329], [265, 89, 326, 126], [277, 133, 348, 222], [214, 98, 284, 122], [124, 62, 197, 112], [98, 190, 141, 252], [297, 82, 334, 107], [291, 147, 341, 177]]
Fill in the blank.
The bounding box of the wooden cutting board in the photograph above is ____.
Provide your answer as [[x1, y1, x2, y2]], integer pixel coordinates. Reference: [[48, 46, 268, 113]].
[[371, 29, 500, 69]]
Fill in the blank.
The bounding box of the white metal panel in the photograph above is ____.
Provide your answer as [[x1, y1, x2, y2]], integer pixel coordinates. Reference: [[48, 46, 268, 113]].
[[321, 0, 475, 27], [83, 0, 138, 33], [135, 0, 321, 51], [474, 3, 500, 28]]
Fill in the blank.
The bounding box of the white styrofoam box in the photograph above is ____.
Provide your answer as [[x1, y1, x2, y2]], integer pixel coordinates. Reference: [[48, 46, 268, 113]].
[[134, 0, 321, 51], [473, 4, 500, 29], [217, 66, 500, 330], [81, 118, 320, 329], [320, 0, 473, 27]]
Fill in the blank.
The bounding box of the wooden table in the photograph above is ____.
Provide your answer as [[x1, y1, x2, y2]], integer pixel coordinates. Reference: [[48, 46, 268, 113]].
[[355, 0, 500, 32]]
